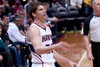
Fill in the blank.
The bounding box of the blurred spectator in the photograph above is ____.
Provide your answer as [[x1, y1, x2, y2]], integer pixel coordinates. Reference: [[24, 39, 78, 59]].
[[70, 0, 83, 9], [1, 16, 12, 46], [83, 0, 93, 16], [18, 9, 27, 36], [0, 5, 5, 19], [7, 15, 28, 67], [19, 24, 26, 36], [25, 15, 33, 31], [70, 0, 83, 16], [65, 0, 70, 7], [2, 15, 10, 26], [12, 2, 23, 14], [7, 0, 16, 6], [0, 23, 13, 67], [7, 15, 25, 47], [0, 23, 8, 53], [3, 0, 13, 16], [26, 15, 33, 26], [0, 0, 3, 5], [50, 0, 62, 8], [57, 0, 66, 7], [1, 15, 26, 67], [24, 0, 33, 15]]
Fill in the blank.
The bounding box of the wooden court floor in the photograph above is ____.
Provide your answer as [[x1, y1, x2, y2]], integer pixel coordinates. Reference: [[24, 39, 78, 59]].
[[56, 31, 93, 67]]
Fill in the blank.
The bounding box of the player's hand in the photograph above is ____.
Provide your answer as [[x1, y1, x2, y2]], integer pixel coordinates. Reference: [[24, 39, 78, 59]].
[[55, 41, 70, 50]]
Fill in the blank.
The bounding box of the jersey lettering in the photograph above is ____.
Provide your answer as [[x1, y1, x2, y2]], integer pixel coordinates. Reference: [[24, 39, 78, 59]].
[[42, 35, 52, 42]]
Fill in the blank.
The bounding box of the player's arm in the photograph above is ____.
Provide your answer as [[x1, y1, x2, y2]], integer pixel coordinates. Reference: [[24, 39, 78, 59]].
[[27, 26, 68, 54], [27, 26, 70, 54], [53, 50, 77, 67]]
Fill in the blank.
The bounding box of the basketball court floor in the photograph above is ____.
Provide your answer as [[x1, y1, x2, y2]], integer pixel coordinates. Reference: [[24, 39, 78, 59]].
[[56, 31, 93, 67]]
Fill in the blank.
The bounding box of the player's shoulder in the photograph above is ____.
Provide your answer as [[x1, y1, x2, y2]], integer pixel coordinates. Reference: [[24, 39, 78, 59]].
[[29, 23, 38, 28]]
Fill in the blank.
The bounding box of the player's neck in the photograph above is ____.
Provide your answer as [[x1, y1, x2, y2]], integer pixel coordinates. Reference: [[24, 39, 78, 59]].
[[35, 18, 45, 23], [34, 19, 46, 28]]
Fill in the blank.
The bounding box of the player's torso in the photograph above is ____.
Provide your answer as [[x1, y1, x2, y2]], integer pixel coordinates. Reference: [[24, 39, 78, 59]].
[[30, 23, 55, 63]]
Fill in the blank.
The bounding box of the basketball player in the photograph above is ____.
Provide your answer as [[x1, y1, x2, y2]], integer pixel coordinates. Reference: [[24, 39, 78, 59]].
[[27, 2, 77, 67]]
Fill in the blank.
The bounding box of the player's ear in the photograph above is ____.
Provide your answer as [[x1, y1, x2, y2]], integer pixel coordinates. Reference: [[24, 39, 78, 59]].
[[32, 13, 36, 18]]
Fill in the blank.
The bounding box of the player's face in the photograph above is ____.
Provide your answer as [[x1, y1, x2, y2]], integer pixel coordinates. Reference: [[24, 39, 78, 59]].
[[34, 5, 47, 21]]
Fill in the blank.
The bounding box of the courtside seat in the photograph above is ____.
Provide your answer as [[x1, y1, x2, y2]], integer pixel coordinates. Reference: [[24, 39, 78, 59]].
[[56, 7, 76, 22], [47, 8, 59, 18], [57, 7, 69, 18], [66, 6, 86, 30], [67, 6, 79, 17], [66, 6, 85, 21]]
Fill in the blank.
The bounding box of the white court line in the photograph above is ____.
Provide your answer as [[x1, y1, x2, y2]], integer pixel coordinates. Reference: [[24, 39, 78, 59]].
[[77, 45, 91, 67], [77, 50, 87, 67]]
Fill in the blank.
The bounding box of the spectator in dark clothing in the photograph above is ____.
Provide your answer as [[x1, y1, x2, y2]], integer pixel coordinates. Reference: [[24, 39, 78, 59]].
[[0, 5, 5, 19], [1, 16, 12, 45], [19, 25, 26, 36], [83, 0, 93, 16], [0, 23, 13, 67], [3, 0, 13, 16], [1, 16, 22, 67], [49, 0, 62, 8], [24, 0, 33, 15]]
